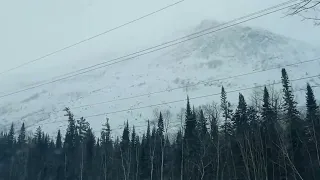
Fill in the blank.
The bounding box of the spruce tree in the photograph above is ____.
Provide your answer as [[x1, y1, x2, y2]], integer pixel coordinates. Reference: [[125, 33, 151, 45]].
[[305, 83, 320, 178], [262, 87, 272, 122], [281, 68, 306, 179], [198, 109, 208, 138], [130, 126, 137, 180], [281, 68, 300, 122], [158, 112, 164, 138], [63, 107, 78, 150], [7, 123, 15, 149], [173, 130, 183, 179], [35, 126, 42, 145], [306, 83, 320, 126], [85, 128, 96, 179], [56, 129, 62, 149], [260, 86, 282, 179], [101, 117, 112, 146], [233, 93, 248, 135], [220, 86, 233, 137], [157, 112, 165, 180], [17, 122, 26, 147], [121, 121, 130, 151], [77, 117, 89, 142], [184, 96, 196, 145], [140, 121, 151, 179], [121, 121, 130, 180], [63, 107, 79, 180], [183, 97, 199, 179]]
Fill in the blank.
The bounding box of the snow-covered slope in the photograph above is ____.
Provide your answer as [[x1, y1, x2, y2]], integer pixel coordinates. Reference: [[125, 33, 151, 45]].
[[1, 20, 320, 137]]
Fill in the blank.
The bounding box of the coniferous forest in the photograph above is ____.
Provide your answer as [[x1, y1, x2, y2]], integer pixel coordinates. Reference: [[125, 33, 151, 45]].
[[0, 68, 319, 180]]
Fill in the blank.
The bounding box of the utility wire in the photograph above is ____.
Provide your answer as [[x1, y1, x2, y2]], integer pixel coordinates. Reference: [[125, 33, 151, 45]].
[[0, 0, 299, 100], [0, 0, 186, 76], [45, 0, 298, 80], [24, 73, 319, 129], [71, 57, 320, 109], [84, 73, 319, 118], [14, 56, 319, 119]]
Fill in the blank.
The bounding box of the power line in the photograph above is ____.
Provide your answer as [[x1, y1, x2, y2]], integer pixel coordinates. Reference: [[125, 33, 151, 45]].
[[0, 0, 186, 76], [71, 57, 320, 109], [25, 73, 318, 130], [13, 55, 319, 121], [0, 0, 299, 100], [45, 0, 298, 80], [83, 74, 318, 118]]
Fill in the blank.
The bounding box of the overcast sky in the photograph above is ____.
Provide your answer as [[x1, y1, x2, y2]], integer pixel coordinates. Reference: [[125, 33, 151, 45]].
[[0, 0, 319, 77]]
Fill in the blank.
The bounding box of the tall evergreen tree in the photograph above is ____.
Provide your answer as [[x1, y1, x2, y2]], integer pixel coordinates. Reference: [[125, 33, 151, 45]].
[[140, 121, 151, 179], [281, 68, 306, 179], [56, 129, 62, 149], [158, 112, 164, 138], [17, 122, 26, 146], [183, 97, 200, 179], [306, 83, 320, 126], [198, 109, 208, 138], [85, 128, 96, 180], [305, 83, 320, 179], [281, 68, 300, 121], [220, 86, 233, 137], [261, 86, 281, 179], [233, 93, 248, 134], [77, 117, 89, 142], [64, 107, 78, 150], [63, 107, 79, 180], [7, 123, 15, 149], [184, 96, 198, 154], [121, 121, 130, 180]]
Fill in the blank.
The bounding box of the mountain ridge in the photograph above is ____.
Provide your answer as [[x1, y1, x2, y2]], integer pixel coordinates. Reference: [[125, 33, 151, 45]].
[[0, 19, 319, 137]]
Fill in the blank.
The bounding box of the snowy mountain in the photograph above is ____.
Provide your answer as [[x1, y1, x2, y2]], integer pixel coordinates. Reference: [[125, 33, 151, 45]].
[[1, 19, 320, 137]]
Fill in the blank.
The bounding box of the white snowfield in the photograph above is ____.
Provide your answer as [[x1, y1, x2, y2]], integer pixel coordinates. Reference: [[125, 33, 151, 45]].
[[0, 20, 319, 138]]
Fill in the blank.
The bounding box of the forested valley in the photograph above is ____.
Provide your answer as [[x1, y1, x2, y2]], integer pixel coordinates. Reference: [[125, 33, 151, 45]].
[[0, 68, 319, 180]]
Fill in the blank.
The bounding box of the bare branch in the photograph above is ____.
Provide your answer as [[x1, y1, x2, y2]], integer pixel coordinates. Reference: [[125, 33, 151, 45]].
[[288, 0, 320, 25]]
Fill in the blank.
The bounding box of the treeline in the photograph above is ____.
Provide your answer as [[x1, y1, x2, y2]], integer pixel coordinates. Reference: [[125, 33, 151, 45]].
[[0, 68, 319, 180]]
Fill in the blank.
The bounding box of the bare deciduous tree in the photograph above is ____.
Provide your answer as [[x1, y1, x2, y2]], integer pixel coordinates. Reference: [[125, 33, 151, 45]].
[[289, 0, 320, 25]]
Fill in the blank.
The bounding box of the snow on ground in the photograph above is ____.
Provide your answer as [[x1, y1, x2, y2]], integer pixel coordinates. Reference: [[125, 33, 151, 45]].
[[0, 20, 319, 138]]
